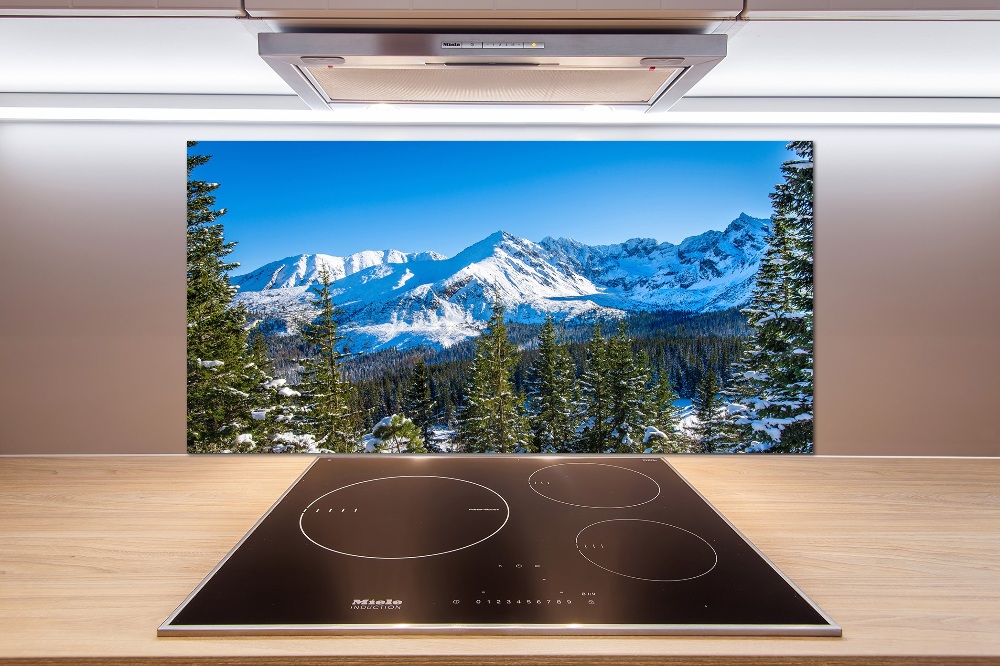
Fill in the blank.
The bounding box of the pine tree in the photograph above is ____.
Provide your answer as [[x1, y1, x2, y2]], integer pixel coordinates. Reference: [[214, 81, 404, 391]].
[[403, 357, 437, 450], [647, 368, 680, 434], [438, 390, 455, 430], [694, 370, 729, 453], [459, 301, 528, 453], [258, 380, 305, 452], [604, 321, 650, 453], [297, 269, 363, 453], [186, 141, 273, 453], [729, 141, 815, 453], [372, 414, 425, 453], [580, 324, 613, 453], [526, 316, 581, 452], [244, 333, 296, 448], [644, 367, 692, 453]]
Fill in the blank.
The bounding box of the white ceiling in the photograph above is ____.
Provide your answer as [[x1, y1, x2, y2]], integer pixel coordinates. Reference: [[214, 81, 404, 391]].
[[0, 17, 289, 94], [0, 15, 998, 121]]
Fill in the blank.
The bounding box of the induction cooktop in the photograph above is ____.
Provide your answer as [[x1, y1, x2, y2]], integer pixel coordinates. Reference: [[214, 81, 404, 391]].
[[159, 455, 840, 636]]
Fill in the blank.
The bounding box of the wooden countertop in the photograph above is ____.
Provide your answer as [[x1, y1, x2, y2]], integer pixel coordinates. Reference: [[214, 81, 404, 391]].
[[1, 455, 998, 665]]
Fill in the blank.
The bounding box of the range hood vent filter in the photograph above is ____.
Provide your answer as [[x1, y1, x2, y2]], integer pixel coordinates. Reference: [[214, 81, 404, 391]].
[[306, 67, 681, 104], [260, 33, 727, 112]]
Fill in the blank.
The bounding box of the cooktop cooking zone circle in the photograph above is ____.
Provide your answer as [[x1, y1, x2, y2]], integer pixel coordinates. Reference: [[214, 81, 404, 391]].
[[299, 475, 509, 559], [576, 519, 718, 582], [528, 462, 661, 508]]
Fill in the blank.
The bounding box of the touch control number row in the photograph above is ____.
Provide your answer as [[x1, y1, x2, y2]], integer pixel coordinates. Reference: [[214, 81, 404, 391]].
[[474, 599, 578, 605]]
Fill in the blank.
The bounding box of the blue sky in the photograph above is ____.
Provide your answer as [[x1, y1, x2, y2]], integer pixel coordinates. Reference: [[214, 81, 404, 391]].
[[189, 141, 796, 273]]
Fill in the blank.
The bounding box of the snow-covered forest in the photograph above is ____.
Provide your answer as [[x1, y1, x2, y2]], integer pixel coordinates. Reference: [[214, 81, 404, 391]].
[[186, 141, 814, 455]]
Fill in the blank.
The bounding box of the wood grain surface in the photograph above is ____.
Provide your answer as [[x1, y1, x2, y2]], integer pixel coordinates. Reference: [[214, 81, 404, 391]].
[[1, 455, 998, 665]]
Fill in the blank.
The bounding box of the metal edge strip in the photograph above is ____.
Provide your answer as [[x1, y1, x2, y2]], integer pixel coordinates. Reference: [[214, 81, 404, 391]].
[[158, 621, 842, 637], [657, 457, 842, 636]]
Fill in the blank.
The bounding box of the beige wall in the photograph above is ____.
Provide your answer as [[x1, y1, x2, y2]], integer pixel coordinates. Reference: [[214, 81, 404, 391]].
[[1, 121, 998, 456]]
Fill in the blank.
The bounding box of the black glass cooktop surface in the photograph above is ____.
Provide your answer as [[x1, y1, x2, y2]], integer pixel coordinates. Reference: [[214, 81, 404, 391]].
[[159, 455, 840, 636]]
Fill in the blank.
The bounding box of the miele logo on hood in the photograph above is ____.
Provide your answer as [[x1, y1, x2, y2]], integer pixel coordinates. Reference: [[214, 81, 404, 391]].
[[351, 598, 403, 610]]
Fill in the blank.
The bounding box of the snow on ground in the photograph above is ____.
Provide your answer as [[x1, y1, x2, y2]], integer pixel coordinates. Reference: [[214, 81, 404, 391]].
[[361, 423, 460, 453], [643, 425, 667, 444], [674, 398, 700, 437], [342, 319, 484, 352], [269, 432, 324, 453], [394, 269, 415, 290], [429, 427, 460, 452]]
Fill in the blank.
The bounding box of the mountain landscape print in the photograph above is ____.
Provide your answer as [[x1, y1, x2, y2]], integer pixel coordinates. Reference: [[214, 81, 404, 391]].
[[186, 141, 814, 456]]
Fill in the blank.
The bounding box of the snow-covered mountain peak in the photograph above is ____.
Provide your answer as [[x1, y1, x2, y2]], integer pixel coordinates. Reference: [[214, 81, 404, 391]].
[[619, 237, 660, 256], [410, 250, 449, 262], [232, 248, 447, 293], [233, 214, 769, 350], [451, 230, 533, 263], [724, 212, 769, 237]]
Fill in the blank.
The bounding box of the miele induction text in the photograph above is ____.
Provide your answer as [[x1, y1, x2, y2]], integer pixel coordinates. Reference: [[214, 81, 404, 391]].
[[350, 599, 402, 610]]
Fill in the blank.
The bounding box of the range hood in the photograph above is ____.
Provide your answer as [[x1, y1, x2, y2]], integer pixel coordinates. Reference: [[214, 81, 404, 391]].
[[258, 32, 726, 113]]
